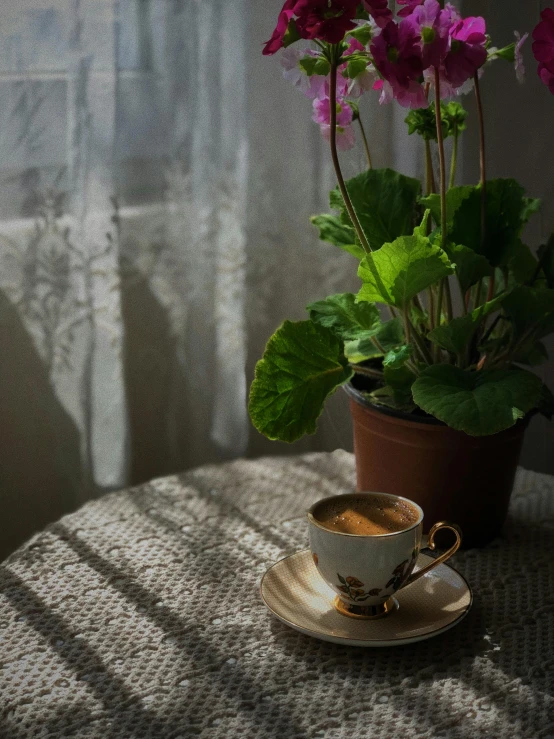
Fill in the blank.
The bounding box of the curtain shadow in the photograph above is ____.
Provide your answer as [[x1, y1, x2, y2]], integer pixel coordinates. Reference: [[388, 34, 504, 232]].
[[120, 270, 179, 484], [0, 290, 81, 560]]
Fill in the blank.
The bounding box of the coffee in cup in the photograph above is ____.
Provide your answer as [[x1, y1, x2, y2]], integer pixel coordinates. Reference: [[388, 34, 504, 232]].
[[313, 494, 420, 536], [307, 492, 462, 620]]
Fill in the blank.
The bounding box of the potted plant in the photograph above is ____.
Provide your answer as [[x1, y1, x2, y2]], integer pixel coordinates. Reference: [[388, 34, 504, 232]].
[[248, 1, 554, 547]]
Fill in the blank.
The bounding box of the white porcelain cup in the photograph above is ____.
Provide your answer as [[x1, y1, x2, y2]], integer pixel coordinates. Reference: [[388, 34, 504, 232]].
[[307, 492, 462, 619]]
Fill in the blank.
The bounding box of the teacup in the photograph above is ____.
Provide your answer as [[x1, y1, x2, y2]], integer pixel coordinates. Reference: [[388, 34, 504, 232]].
[[307, 491, 462, 619]]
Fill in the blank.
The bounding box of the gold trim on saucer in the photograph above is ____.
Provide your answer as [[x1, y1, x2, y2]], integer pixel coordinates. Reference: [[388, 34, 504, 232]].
[[333, 596, 397, 620]]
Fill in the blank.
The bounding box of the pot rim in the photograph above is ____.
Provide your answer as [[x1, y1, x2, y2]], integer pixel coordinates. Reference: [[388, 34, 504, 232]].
[[343, 381, 445, 427], [345, 379, 532, 436]]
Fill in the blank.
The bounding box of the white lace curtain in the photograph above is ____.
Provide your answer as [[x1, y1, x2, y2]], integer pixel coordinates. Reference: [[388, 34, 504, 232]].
[[0, 0, 552, 557]]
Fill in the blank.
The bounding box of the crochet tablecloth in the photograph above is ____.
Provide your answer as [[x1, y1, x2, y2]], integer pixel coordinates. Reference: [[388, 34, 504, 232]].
[[1, 451, 554, 739]]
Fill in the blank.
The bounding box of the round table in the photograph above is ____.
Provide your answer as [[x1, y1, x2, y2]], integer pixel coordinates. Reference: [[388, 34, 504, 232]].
[[1, 451, 553, 739]]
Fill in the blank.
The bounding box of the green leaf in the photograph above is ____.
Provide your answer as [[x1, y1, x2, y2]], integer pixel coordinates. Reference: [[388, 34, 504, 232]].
[[357, 212, 455, 308], [307, 293, 380, 340], [283, 18, 302, 48], [377, 363, 417, 410], [343, 55, 369, 79], [347, 24, 372, 46], [310, 215, 364, 259], [443, 242, 492, 294], [502, 286, 554, 342], [368, 385, 416, 413], [338, 573, 347, 584], [421, 185, 474, 230], [331, 168, 422, 252], [344, 317, 404, 362], [514, 340, 549, 367], [404, 102, 466, 142], [299, 56, 331, 77], [384, 364, 416, 392], [490, 42, 515, 63], [412, 365, 543, 436], [450, 179, 540, 267], [537, 234, 554, 288], [442, 101, 468, 135], [383, 344, 413, 369], [248, 321, 353, 443], [405, 106, 445, 142], [501, 239, 538, 283], [428, 294, 505, 356], [521, 197, 541, 224]]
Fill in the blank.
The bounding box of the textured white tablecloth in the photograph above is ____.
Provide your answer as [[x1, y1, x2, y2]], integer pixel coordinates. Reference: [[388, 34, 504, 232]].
[[1, 451, 553, 739]]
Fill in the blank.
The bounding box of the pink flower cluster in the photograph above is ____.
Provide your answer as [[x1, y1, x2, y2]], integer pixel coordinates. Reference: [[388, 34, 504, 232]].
[[265, 0, 488, 111], [281, 38, 377, 150], [263, 0, 360, 55], [532, 8, 554, 94], [371, 1, 487, 108]]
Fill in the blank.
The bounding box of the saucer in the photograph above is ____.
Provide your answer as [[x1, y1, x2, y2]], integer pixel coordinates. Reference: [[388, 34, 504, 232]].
[[260, 549, 472, 647]]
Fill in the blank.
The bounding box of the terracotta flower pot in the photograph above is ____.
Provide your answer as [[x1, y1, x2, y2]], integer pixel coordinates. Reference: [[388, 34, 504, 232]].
[[345, 382, 528, 548]]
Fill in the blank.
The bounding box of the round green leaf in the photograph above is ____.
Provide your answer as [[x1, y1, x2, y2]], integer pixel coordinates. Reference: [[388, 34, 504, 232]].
[[249, 321, 353, 443], [412, 365, 543, 436], [307, 293, 380, 340]]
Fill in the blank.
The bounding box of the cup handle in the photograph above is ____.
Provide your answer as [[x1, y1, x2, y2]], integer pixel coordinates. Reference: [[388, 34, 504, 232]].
[[401, 521, 463, 590]]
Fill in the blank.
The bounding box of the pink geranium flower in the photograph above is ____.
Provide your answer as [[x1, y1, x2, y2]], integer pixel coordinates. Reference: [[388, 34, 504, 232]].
[[538, 62, 554, 94], [319, 123, 356, 150], [313, 95, 356, 150], [263, 0, 297, 56], [443, 3, 462, 25], [313, 95, 354, 128], [280, 48, 328, 98], [374, 77, 428, 108], [294, 0, 359, 44], [514, 31, 529, 84], [408, 0, 452, 68], [532, 8, 554, 65], [443, 16, 487, 88], [532, 8, 554, 94], [363, 0, 393, 29], [371, 19, 428, 109], [396, 0, 423, 19]]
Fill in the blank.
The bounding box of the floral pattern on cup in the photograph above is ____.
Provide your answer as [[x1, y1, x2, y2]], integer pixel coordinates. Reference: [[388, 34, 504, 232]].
[[337, 548, 419, 602], [336, 575, 382, 602], [385, 548, 419, 591], [312, 553, 319, 567]]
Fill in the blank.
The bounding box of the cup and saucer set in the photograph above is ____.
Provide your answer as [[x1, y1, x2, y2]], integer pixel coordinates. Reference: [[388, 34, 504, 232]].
[[260, 492, 472, 647]]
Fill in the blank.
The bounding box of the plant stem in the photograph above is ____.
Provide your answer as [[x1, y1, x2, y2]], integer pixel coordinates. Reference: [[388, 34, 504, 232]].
[[480, 314, 502, 346], [329, 58, 372, 254], [444, 279, 454, 323], [407, 315, 433, 365], [428, 288, 436, 330], [459, 279, 468, 315], [474, 72, 487, 250], [486, 270, 495, 303], [405, 360, 420, 376], [372, 337, 387, 355], [425, 139, 436, 195], [350, 364, 384, 380], [474, 279, 483, 310], [435, 278, 444, 330], [357, 117, 373, 170], [528, 247, 551, 285], [449, 126, 458, 189], [434, 68, 447, 248], [433, 69, 449, 351]]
